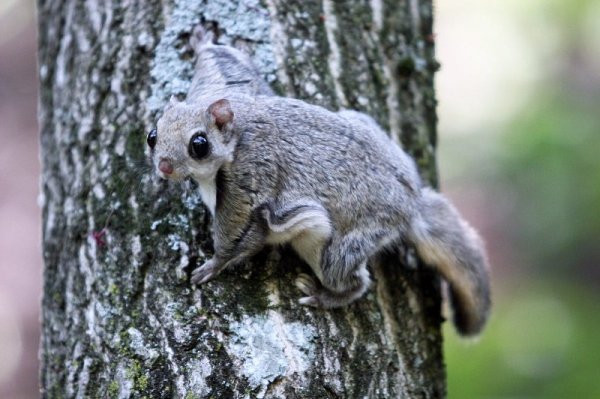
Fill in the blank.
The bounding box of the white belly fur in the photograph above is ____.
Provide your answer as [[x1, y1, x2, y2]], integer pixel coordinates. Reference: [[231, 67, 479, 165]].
[[197, 178, 217, 215]]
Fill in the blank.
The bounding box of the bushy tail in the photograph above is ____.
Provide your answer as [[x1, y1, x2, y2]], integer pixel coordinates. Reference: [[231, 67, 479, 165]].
[[409, 187, 491, 336]]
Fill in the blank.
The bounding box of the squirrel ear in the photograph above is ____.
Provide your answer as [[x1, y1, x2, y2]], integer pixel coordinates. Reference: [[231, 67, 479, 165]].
[[207, 99, 233, 130]]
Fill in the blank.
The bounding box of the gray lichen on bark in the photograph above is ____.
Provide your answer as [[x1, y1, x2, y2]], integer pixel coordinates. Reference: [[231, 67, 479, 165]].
[[39, 0, 444, 398]]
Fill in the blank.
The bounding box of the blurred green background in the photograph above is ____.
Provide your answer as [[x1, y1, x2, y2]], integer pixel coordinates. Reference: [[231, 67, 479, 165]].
[[436, 1, 600, 398], [0, 0, 598, 398]]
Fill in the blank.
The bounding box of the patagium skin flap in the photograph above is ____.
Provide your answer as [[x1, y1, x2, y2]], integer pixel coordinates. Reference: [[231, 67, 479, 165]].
[[148, 26, 491, 336]]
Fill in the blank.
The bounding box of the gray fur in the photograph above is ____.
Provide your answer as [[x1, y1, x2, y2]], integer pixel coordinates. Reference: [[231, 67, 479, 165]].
[[150, 26, 491, 336], [186, 25, 273, 103]]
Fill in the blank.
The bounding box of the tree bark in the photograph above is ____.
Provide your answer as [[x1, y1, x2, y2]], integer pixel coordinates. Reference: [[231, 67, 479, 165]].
[[39, 0, 443, 398]]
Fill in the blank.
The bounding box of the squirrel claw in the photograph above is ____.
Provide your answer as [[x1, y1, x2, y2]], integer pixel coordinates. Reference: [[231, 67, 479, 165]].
[[299, 296, 320, 307], [191, 258, 218, 285], [295, 273, 317, 295], [296, 274, 323, 307]]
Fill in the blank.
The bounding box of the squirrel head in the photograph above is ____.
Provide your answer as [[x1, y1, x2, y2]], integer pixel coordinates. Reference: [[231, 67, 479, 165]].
[[149, 97, 235, 182]]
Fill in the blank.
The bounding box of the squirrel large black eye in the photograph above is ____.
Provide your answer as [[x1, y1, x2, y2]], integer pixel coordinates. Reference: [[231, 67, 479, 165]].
[[188, 133, 210, 160], [147, 128, 157, 149]]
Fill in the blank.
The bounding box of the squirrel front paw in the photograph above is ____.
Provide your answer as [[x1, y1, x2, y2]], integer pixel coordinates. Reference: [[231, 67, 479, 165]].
[[191, 258, 220, 285]]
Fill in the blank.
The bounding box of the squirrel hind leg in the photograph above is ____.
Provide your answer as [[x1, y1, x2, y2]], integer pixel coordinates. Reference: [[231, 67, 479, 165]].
[[262, 201, 381, 308], [262, 199, 331, 280], [304, 228, 403, 308], [410, 187, 491, 336], [259, 198, 370, 308]]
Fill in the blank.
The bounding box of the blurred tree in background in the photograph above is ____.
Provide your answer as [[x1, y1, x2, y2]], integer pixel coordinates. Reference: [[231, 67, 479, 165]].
[[439, 0, 600, 398]]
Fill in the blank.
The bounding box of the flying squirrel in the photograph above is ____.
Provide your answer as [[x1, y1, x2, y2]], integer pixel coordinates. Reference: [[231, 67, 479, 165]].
[[147, 26, 491, 336]]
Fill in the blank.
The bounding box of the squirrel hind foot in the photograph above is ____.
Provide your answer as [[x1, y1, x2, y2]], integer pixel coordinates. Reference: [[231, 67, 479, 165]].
[[295, 271, 370, 309]]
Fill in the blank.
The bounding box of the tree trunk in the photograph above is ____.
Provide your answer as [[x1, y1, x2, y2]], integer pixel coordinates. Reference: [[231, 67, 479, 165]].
[[39, 1, 443, 398]]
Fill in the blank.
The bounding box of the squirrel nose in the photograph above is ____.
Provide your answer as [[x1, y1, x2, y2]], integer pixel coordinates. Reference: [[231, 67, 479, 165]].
[[158, 158, 174, 175]]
